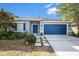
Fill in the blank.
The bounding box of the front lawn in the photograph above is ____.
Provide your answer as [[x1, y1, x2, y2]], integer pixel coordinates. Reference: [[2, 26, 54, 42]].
[[0, 39, 55, 56]]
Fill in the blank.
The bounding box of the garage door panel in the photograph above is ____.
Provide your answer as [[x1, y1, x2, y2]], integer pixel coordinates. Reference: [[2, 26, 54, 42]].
[[44, 24, 67, 35]]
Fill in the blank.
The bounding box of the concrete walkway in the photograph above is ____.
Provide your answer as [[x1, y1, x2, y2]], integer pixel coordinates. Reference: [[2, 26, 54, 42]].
[[46, 35, 79, 56]]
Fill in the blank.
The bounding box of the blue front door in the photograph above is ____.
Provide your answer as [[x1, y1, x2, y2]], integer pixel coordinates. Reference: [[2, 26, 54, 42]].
[[33, 25, 38, 33]]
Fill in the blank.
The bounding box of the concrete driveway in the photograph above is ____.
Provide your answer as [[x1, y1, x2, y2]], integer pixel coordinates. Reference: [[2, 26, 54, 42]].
[[45, 35, 79, 56]]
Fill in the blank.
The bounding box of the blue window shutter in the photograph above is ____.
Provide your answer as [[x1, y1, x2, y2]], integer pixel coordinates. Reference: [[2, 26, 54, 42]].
[[23, 23, 26, 31], [13, 23, 17, 31]]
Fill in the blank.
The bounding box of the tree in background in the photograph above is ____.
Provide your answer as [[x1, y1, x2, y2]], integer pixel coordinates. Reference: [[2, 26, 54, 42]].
[[0, 9, 15, 32], [57, 3, 79, 36]]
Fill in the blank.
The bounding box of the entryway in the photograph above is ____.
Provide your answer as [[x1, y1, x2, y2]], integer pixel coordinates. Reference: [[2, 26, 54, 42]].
[[30, 21, 40, 35]]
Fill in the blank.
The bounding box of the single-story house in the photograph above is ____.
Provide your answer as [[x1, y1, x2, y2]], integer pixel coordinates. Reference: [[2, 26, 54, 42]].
[[13, 18, 70, 35]]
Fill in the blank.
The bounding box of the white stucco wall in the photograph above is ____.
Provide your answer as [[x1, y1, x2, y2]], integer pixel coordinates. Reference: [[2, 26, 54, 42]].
[[17, 23, 24, 32], [25, 21, 30, 33], [13, 21, 30, 33], [40, 21, 43, 33]]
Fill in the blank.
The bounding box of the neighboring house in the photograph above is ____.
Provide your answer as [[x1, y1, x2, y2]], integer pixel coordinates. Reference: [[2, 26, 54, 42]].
[[13, 18, 70, 35]]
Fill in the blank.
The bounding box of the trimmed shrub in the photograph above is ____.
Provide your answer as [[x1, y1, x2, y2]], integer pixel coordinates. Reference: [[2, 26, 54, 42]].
[[25, 34, 36, 44], [0, 32, 8, 40], [0, 32, 3, 40], [7, 30, 14, 39], [7, 30, 14, 36], [20, 32, 27, 38], [0, 31, 26, 40], [11, 32, 22, 39], [0, 31, 13, 40]]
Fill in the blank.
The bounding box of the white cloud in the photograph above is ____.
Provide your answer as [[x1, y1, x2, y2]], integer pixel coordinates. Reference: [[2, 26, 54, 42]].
[[45, 3, 53, 8], [47, 7, 57, 15]]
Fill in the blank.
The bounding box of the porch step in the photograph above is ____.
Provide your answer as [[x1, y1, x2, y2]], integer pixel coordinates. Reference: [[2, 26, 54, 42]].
[[43, 42, 50, 46], [42, 38, 50, 46], [42, 39, 47, 41], [35, 42, 41, 46], [42, 40, 47, 43], [36, 39, 41, 43]]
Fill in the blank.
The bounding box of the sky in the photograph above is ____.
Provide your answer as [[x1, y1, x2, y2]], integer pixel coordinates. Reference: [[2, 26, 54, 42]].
[[0, 3, 59, 19]]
